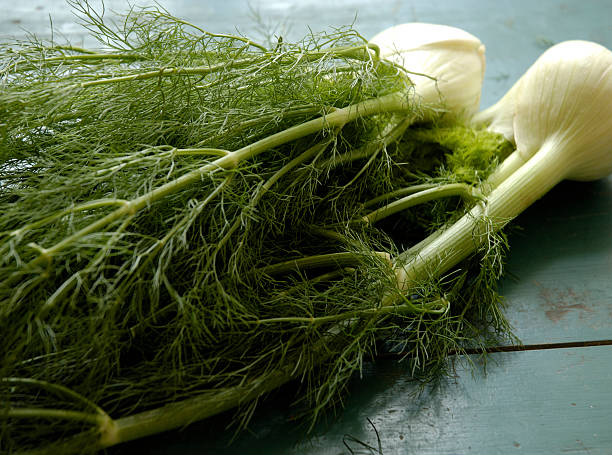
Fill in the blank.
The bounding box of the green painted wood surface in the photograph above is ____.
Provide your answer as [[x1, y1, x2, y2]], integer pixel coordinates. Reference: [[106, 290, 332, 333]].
[[3, 1, 611, 454], [501, 178, 612, 344], [114, 346, 612, 454]]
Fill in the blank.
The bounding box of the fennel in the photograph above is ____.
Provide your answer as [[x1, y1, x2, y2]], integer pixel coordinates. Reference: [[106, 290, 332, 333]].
[[0, 3, 528, 453], [396, 39, 612, 289]]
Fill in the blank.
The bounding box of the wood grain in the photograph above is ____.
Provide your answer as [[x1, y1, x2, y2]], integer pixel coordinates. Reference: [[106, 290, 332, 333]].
[[114, 346, 612, 455], [4, 1, 611, 454], [501, 177, 612, 344]]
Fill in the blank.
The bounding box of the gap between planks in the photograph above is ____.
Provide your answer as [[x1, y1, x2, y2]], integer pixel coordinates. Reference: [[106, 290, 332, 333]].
[[376, 339, 612, 359]]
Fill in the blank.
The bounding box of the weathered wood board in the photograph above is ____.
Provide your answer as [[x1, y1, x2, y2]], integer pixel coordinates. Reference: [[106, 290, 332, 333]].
[[114, 346, 612, 455], [501, 177, 612, 344], [3, 1, 611, 454]]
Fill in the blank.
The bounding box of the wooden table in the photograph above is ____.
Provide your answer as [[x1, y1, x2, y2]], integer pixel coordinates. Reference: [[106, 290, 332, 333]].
[[4, 1, 611, 453]]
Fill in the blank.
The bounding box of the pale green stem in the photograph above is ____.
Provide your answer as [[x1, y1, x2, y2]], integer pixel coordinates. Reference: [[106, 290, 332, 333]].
[[39, 272, 82, 315], [484, 150, 527, 192], [116, 175, 234, 330], [80, 45, 378, 88], [255, 297, 449, 325], [97, 295, 382, 450], [273, 268, 355, 299], [9, 199, 129, 238], [319, 116, 412, 171], [339, 145, 384, 190], [309, 267, 355, 283], [362, 183, 437, 209], [173, 147, 229, 157], [80, 60, 259, 86], [98, 367, 305, 448], [363, 183, 481, 224], [6, 90, 409, 277], [396, 228, 443, 264], [39, 214, 135, 316], [214, 140, 328, 255], [394, 140, 569, 293], [52, 45, 98, 54], [308, 225, 354, 244], [257, 251, 392, 276], [44, 53, 140, 62], [394, 151, 525, 262], [1, 377, 108, 417], [57, 295, 424, 452], [95, 147, 229, 176], [4, 51, 139, 74], [323, 117, 414, 206], [199, 106, 323, 145], [148, 175, 233, 255], [3, 408, 105, 426], [320, 147, 373, 170]]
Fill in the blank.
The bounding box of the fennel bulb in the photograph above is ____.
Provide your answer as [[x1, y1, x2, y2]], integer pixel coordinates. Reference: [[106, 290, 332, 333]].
[[476, 40, 612, 188], [370, 23, 486, 120], [396, 39, 612, 290]]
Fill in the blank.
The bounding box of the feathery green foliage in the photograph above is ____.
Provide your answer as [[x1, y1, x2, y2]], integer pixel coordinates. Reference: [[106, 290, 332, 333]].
[[0, 2, 514, 453]]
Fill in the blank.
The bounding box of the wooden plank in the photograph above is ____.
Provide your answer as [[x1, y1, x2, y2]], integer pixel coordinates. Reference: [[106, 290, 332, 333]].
[[500, 177, 612, 344], [5, 3, 612, 455], [114, 345, 612, 454]]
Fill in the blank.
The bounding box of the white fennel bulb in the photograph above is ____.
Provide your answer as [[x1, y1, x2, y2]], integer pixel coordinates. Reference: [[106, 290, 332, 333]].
[[513, 40, 612, 181], [370, 23, 486, 121], [395, 39, 612, 290], [479, 40, 612, 188]]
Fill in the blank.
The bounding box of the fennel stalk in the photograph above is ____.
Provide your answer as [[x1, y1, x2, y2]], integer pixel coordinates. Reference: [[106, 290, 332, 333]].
[[0, 2, 517, 453]]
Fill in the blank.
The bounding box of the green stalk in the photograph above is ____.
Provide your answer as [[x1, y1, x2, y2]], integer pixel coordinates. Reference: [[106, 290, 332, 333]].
[[94, 147, 229, 176], [255, 297, 449, 325], [173, 147, 229, 156], [97, 310, 379, 450], [97, 365, 306, 448], [392, 150, 526, 263], [44, 53, 141, 62], [308, 226, 354, 245], [52, 45, 98, 54], [3, 408, 106, 426], [319, 116, 412, 170], [1, 378, 108, 417], [8, 199, 129, 238], [200, 106, 324, 146], [79, 62, 262, 87], [257, 251, 392, 276], [79, 44, 378, 88], [362, 183, 437, 208], [483, 149, 527, 191], [362, 183, 481, 224], [394, 140, 569, 292], [92, 299, 425, 450], [5, 90, 410, 279], [215, 140, 329, 255]]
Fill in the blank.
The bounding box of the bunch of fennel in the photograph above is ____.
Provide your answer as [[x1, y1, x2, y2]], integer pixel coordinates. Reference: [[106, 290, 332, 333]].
[[1, 2, 610, 453]]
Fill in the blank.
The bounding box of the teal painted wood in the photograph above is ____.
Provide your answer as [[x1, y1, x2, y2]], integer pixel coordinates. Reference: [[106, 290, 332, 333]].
[[500, 177, 612, 344], [4, 2, 612, 454], [115, 346, 612, 454]]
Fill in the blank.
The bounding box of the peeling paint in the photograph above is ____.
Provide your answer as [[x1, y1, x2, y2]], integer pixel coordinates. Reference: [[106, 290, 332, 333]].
[[536, 285, 593, 323]]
